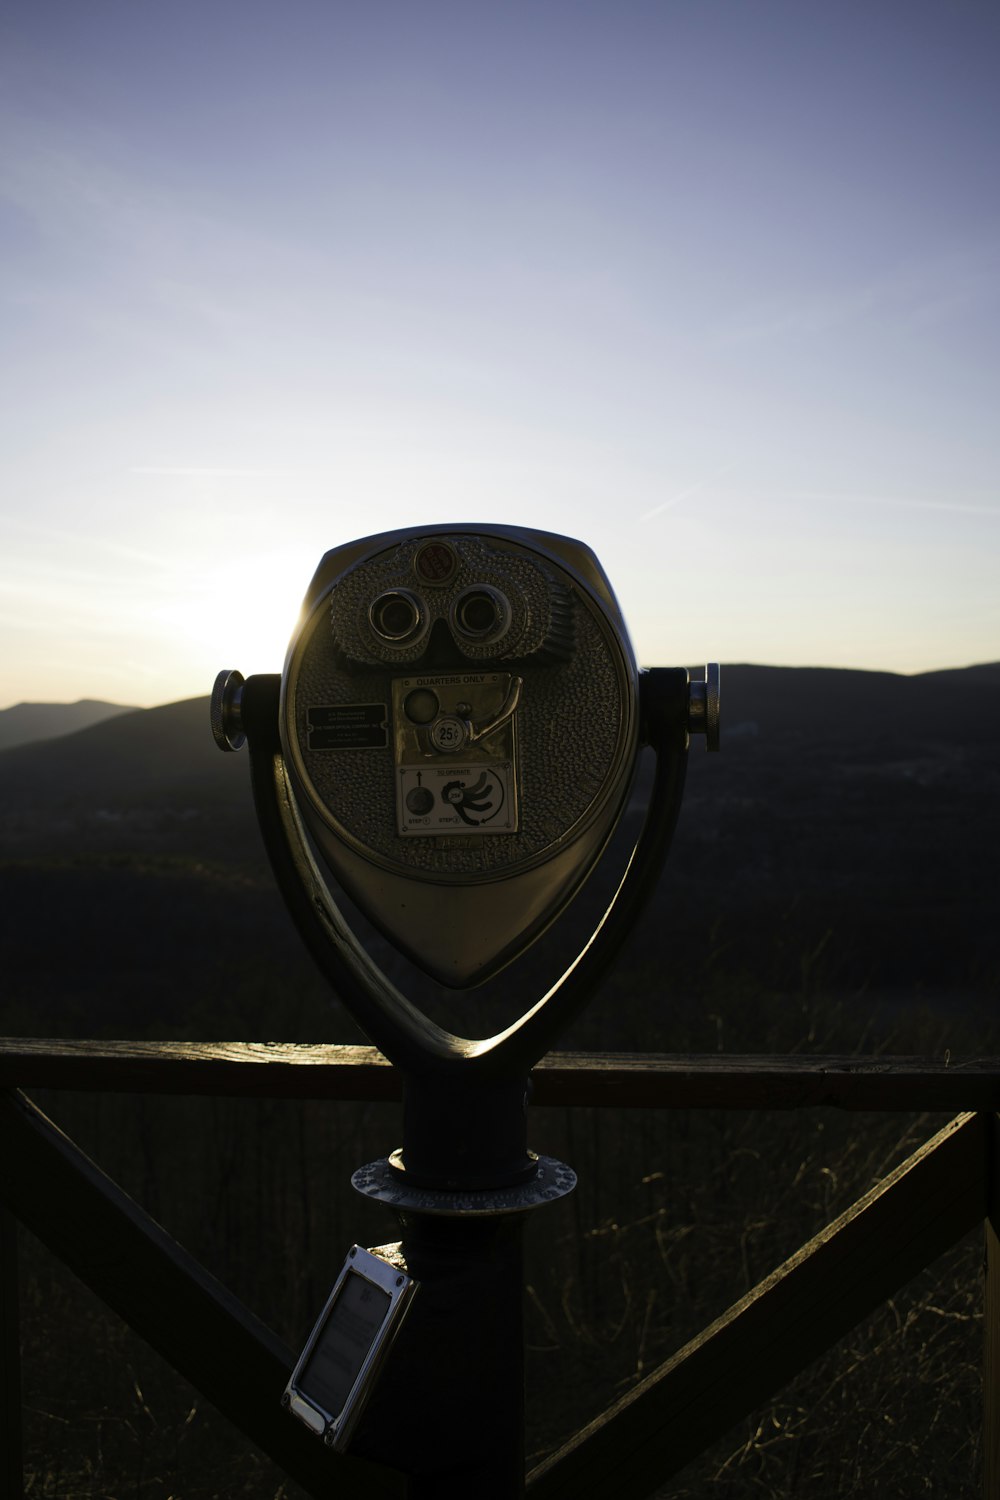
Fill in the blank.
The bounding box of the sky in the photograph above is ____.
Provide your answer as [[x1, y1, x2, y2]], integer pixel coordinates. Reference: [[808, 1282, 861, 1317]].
[[1, 0, 998, 709]]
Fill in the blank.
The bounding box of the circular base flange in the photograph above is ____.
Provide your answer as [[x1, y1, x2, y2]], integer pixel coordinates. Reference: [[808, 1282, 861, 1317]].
[[351, 1155, 577, 1216]]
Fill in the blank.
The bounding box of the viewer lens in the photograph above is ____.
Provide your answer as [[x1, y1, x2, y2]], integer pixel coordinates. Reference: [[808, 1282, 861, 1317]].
[[452, 586, 510, 643], [369, 590, 423, 642]]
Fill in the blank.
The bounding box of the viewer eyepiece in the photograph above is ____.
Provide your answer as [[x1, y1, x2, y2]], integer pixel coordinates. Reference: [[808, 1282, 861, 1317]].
[[369, 589, 424, 643], [450, 584, 510, 643]]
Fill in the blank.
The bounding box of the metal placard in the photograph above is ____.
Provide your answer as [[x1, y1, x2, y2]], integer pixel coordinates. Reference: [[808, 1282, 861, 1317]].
[[392, 671, 520, 836], [284, 1244, 417, 1451]]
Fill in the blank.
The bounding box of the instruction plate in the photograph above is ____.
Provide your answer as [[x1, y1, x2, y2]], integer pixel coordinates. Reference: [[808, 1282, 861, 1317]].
[[397, 760, 518, 836]]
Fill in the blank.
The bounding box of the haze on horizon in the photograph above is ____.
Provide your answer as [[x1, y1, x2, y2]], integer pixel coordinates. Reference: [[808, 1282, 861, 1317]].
[[2, 0, 997, 711]]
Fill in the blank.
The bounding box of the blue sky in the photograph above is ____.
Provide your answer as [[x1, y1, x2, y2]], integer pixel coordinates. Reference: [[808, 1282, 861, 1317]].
[[2, 0, 997, 707]]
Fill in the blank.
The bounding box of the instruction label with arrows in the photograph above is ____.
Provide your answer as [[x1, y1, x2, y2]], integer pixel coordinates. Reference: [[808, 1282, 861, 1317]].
[[397, 761, 518, 836]]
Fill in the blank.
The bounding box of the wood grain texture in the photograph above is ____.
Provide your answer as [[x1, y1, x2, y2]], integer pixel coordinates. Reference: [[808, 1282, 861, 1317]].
[[533, 1053, 1000, 1112], [2, 1039, 1000, 1111], [0, 1038, 400, 1098]]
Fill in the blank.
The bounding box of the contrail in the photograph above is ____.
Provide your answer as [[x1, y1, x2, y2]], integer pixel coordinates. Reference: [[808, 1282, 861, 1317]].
[[640, 460, 740, 523]]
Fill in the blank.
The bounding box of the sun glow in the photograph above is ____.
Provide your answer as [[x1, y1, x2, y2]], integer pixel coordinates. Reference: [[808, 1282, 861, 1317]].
[[155, 546, 318, 686]]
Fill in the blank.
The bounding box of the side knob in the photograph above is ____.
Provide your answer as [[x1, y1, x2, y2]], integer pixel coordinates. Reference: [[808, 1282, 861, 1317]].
[[211, 669, 246, 751], [687, 663, 721, 751]]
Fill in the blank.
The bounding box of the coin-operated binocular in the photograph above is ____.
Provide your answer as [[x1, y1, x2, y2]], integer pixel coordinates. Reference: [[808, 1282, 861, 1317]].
[[212, 525, 717, 1486], [213, 524, 718, 1185], [290, 523, 640, 988]]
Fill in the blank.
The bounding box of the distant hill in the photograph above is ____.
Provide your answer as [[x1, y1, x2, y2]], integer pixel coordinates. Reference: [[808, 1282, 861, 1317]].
[[0, 696, 259, 861], [0, 664, 997, 1044], [655, 661, 1000, 1014], [0, 699, 136, 752]]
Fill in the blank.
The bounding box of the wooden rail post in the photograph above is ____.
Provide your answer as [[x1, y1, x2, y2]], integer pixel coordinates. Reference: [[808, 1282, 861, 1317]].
[[1, 1204, 23, 1500], [985, 1115, 1000, 1499]]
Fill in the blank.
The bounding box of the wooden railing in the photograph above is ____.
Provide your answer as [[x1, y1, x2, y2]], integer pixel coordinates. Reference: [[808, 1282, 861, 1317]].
[[3, 1039, 999, 1498]]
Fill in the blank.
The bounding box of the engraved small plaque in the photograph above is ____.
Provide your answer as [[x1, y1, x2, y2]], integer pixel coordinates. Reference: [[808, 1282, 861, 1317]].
[[307, 704, 388, 750]]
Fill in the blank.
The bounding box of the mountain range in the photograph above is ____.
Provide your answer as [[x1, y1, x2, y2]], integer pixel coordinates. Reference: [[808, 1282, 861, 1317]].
[[0, 664, 997, 1049], [0, 698, 135, 752]]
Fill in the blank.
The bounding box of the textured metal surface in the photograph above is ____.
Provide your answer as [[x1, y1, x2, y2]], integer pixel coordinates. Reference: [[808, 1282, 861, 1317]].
[[285, 531, 635, 881], [328, 531, 574, 666], [351, 1155, 577, 1215], [275, 526, 642, 985]]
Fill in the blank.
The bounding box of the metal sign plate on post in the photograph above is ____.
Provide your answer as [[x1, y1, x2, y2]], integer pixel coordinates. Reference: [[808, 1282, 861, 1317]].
[[284, 1245, 417, 1453]]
